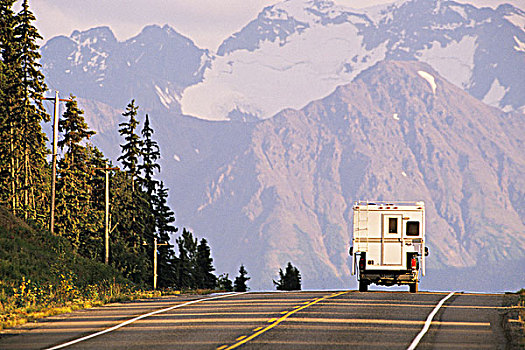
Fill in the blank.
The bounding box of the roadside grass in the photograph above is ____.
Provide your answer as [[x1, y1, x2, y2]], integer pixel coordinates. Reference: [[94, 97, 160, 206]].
[[502, 288, 525, 348], [0, 206, 159, 330], [0, 277, 162, 330], [0, 207, 231, 331], [1, 285, 225, 330]]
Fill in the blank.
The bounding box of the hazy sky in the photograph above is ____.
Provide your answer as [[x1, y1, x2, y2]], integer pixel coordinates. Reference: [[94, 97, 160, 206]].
[[26, 0, 525, 51]]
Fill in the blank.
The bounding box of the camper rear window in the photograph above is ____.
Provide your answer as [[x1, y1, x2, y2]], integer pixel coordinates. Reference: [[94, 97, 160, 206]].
[[406, 221, 419, 236], [389, 218, 398, 233]]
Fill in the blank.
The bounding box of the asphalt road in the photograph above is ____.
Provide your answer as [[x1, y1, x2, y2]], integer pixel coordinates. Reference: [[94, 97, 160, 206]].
[[0, 290, 508, 349]]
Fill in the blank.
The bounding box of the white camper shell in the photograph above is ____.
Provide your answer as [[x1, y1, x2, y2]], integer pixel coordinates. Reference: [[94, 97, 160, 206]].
[[350, 201, 427, 293]]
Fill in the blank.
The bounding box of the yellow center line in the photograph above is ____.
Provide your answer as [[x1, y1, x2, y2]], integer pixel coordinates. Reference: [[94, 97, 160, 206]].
[[221, 291, 349, 350]]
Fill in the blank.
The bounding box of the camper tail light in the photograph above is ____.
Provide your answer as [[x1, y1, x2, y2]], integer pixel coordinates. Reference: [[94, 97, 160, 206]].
[[359, 255, 366, 270], [411, 256, 417, 270]]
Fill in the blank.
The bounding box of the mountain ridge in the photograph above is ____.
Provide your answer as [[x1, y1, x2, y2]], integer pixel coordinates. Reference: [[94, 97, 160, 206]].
[[185, 60, 524, 289], [38, 0, 525, 291]]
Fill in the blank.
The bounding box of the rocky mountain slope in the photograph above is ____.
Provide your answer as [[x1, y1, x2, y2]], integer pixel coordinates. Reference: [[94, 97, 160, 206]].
[[188, 60, 525, 290]]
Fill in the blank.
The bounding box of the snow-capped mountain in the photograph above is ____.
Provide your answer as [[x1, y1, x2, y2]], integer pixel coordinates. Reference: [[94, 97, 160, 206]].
[[41, 24, 210, 113], [38, 0, 525, 291], [181, 0, 525, 120], [185, 60, 525, 290]]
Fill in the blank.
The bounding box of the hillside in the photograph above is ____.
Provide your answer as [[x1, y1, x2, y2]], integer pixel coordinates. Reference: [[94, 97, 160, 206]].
[[0, 206, 128, 292]]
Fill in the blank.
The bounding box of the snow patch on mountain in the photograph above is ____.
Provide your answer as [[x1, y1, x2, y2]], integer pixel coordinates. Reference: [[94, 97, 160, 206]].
[[514, 35, 525, 52], [417, 70, 437, 93], [417, 35, 476, 90], [154, 84, 180, 109], [181, 1, 391, 121], [179, 0, 525, 120], [483, 79, 509, 106], [503, 6, 525, 29]]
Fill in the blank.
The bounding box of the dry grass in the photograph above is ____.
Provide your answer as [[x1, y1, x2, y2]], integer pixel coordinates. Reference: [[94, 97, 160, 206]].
[[502, 289, 525, 349], [0, 288, 161, 330]]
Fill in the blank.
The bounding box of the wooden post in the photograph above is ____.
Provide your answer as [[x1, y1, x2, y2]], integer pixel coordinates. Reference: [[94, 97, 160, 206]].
[[153, 237, 157, 290], [49, 91, 59, 234], [93, 165, 119, 264], [41, 93, 73, 235], [146, 238, 168, 290], [105, 166, 109, 264]]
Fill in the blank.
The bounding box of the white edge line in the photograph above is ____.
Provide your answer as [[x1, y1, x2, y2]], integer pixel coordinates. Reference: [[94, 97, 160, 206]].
[[45, 292, 249, 350], [407, 291, 455, 350]]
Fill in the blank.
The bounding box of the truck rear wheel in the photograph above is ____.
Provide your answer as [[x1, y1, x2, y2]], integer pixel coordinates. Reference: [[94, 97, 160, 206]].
[[409, 282, 418, 293], [359, 280, 368, 292]]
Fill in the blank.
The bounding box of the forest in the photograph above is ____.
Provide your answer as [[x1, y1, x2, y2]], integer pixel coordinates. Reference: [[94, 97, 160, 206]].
[[0, 0, 242, 293]]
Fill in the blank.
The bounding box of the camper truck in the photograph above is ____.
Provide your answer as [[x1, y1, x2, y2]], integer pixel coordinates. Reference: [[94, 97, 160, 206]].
[[349, 201, 428, 293]]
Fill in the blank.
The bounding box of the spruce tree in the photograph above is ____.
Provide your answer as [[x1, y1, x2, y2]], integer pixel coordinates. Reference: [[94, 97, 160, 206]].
[[0, 1, 17, 206], [174, 228, 198, 289], [154, 181, 178, 288], [217, 273, 233, 292], [273, 262, 301, 291], [55, 96, 101, 254], [115, 99, 152, 283], [139, 114, 160, 197], [57, 95, 95, 162], [13, 0, 49, 222], [137, 113, 160, 274], [118, 99, 142, 190], [234, 264, 250, 292], [195, 238, 217, 289], [83, 144, 107, 259], [0, 0, 19, 211], [109, 169, 151, 283], [0, 0, 49, 222]]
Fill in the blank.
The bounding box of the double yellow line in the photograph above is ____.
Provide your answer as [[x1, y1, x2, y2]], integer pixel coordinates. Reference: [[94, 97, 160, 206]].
[[218, 291, 348, 350]]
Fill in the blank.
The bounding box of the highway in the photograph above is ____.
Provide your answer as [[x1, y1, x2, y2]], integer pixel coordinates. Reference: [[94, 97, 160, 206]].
[[0, 290, 507, 349]]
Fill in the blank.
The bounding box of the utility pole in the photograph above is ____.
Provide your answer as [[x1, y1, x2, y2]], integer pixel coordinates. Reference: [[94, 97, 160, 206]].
[[93, 163, 119, 264], [40, 92, 73, 235], [144, 237, 168, 290]]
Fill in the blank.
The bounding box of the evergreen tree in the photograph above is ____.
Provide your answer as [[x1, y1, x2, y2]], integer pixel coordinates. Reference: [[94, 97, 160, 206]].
[[0, 1, 18, 206], [109, 169, 151, 283], [57, 95, 95, 161], [234, 264, 250, 292], [82, 144, 107, 259], [114, 99, 152, 284], [138, 114, 160, 197], [55, 96, 101, 254], [0, 0, 20, 211], [118, 99, 142, 190], [0, 0, 49, 222], [273, 262, 301, 291], [14, 0, 49, 222], [154, 182, 177, 242], [154, 182, 178, 289], [217, 273, 233, 292], [195, 238, 217, 289], [174, 228, 197, 289]]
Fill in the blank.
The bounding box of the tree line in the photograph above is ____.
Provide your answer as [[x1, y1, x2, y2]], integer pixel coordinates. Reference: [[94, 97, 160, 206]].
[[1, 0, 303, 292], [0, 0, 242, 291]]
